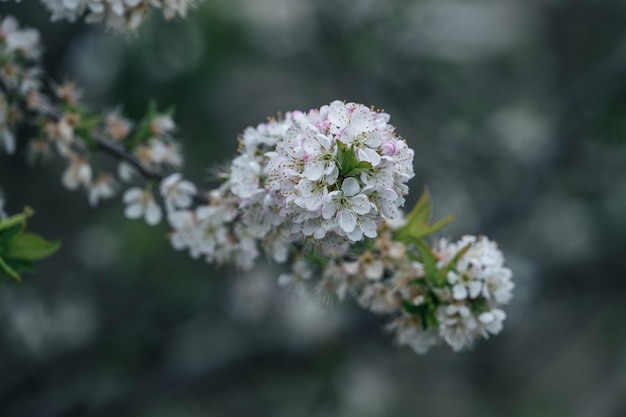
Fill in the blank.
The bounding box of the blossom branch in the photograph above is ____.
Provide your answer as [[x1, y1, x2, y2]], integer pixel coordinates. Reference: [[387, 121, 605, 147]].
[[0, 15, 516, 355]]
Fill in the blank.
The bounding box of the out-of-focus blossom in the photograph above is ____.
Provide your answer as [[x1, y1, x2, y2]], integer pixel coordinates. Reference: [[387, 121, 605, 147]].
[[123, 187, 162, 225]]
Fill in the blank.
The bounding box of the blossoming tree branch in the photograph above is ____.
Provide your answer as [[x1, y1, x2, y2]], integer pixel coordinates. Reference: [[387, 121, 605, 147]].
[[0, 11, 514, 354]]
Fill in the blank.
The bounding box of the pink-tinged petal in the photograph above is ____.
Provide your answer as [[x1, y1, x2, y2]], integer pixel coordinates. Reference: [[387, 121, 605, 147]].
[[341, 177, 360, 197], [381, 142, 396, 156]]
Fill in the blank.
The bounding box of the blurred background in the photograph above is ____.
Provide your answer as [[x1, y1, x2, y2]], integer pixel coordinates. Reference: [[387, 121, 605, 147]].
[[1, 0, 626, 416]]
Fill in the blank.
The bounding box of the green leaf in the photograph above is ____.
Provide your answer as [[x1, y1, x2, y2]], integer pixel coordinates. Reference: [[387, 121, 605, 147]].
[[413, 239, 438, 284], [0, 206, 33, 232], [0, 256, 21, 283], [402, 299, 423, 315], [401, 299, 438, 330], [5, 233, 61, 261], [408, 186, 433, 224], [345, 160, 372, 177], [394, 187, 456, 241], [128, 100, 159, 147], [426, 214, 458, 236], [0, 224, 23, 247], [5, 259, 36, 274], [335, 141, 370, 177]]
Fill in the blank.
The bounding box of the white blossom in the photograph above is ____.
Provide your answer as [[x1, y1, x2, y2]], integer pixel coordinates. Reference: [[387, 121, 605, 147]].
[[62, 157, 92, 190], [436, 235, 514, 306], [437, 304, 479, 352], [88, 174, 116, 207], [123, 187, 162, 225], [160, 173, 196, 210]]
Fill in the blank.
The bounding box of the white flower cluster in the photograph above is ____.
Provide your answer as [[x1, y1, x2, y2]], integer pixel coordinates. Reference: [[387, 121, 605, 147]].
[[3, 0, 193, 32], [165, 102, 414, 270], [397, 235, 513, 352], [1, 15, 516, 355], [283, 231, 515, 353], [263, 102, 414, 242]]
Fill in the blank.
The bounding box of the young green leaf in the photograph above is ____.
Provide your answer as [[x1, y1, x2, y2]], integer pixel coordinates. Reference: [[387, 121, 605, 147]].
[[0, 224, 23, 246], [0, 256, 21, 283], [0, 206, 33, 232], [413, 239, 438, 284], [5, 233, 61, 261], [394, 187, 456, 241]]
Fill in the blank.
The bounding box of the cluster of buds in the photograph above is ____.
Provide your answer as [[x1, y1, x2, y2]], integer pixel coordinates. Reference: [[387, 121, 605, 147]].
[[3, 0, 194, 32], [0, 16, 515, 354]]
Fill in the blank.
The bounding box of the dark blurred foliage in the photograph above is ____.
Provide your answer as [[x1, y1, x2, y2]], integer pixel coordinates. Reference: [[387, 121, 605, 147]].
[[1, 0, 626, 416]]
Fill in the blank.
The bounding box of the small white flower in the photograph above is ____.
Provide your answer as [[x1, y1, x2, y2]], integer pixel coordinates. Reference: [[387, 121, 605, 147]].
[[5, 27, 41, 59], [88, 174, 116, 207], [278, 259, 313, 297], [321, 177, 372, 236], [123, 187, 162, 225], [387, 316, 440, 354], [358, 283, 396, 313], [437, 304, 478, 352], [478, 309, 506, 337], [62, 157, 92, 190], [160, 173, 196, 210], [230, 154, 263, 200], [150, 115, 175, 136], [117, 161, 137, 182]]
